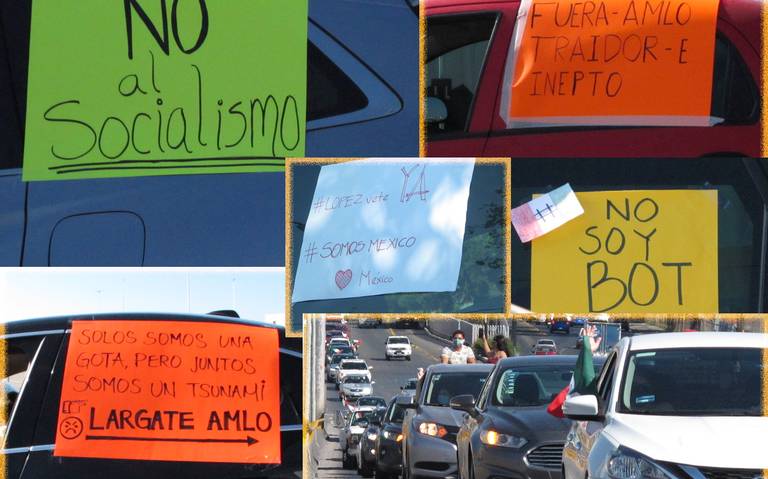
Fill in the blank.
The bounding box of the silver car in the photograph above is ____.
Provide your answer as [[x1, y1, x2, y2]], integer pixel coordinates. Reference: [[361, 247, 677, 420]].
[[400, 364, 493, 478], [339, 374, 375, 401]]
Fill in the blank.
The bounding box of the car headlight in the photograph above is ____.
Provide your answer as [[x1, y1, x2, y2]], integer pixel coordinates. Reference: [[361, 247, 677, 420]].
[[479, 430, 527, 448], [607, 447, 675, 479], [382, 430, 403, 441], [417, 421, 448, 438], [367, 432, 378, 441]]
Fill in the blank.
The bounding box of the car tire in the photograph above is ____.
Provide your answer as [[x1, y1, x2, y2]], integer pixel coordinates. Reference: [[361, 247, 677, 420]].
[[386, 355, 390, 361], [342, 448, 353, 469], [406, 355, 411, 361], [359, 459, 374, 477], [375, 468, 393, 479]]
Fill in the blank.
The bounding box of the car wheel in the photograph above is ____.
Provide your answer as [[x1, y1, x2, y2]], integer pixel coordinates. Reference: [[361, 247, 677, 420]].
[[342, 448, 353, 469], [375, 468, 393, 479], [386, 356, 390, 361], [359, 459, 374, 477], [406, 355, 411, 361]]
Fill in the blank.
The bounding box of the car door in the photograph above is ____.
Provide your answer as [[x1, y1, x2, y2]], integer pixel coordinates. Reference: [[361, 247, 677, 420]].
[[564, 351, 617, 479]]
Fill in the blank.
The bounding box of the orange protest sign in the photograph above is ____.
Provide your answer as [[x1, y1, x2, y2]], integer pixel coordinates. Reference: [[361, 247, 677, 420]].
[[503, 0, 719, 126], [54, 320, 281, 464]]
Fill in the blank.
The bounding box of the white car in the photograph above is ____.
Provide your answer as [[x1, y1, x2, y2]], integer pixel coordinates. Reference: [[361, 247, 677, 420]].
[[562, 332, 768, 479], [337, 359, 372, 385], [385, 335, 412, 360], [339, 374, 375, 400], [531, 338, 556, 352]]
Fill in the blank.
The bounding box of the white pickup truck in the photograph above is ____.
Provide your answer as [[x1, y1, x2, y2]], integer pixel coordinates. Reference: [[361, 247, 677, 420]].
[[385, 335, 412, 360]]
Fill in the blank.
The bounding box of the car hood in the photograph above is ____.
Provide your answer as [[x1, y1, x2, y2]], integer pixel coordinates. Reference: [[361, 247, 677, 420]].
[[487, 406, 571, 442], [605, 414, 768, 468], [416, 405, 467, 427]]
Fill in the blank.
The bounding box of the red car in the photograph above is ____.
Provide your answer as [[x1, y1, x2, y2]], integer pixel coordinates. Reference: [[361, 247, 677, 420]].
[[425, 0, 761, 157]]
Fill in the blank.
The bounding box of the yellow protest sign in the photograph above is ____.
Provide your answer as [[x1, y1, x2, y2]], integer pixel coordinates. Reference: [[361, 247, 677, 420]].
[[531, 190, 718, 312]]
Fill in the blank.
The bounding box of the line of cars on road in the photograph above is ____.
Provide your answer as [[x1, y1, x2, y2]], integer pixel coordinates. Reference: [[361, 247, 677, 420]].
[[337, 329, 766, 479], [325, 322, 419, 477]]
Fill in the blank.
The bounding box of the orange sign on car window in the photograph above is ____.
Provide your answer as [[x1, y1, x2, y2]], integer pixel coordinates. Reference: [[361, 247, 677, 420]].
[[503, 0, 719, 127], [54, 320, 281, 464]]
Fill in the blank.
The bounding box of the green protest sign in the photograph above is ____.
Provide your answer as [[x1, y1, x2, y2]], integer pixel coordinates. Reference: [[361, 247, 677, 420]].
[[23, 0, 307, 181]]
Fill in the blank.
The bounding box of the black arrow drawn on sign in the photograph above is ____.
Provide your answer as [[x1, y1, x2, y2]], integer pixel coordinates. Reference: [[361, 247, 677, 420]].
[[85, 435, 258, 446]]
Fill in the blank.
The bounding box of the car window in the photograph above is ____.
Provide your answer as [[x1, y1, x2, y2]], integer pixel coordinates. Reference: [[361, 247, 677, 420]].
[[426, 13, 498, 136], [2, 336, 45, 440], [596, 351, 617, 403], [341, 361, 366, 370], [619, 348, 761, 416], [710, 36, 759, 125], [307, 42, 368, 121], [511, 158, 768, 312], [423, 371, 488, 407], [385, 401, 406, 424], [492, 366, 574, 407]]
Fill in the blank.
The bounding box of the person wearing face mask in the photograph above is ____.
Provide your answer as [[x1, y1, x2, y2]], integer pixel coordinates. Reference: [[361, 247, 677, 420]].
[[440, 330, 476, 364]]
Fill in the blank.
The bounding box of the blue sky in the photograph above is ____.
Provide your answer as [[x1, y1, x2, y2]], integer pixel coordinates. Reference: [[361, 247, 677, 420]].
[[0, 268, 285, 325]]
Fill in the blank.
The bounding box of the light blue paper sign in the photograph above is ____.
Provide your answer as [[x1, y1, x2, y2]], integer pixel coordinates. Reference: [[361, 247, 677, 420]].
[[292, 158, 476, 302]]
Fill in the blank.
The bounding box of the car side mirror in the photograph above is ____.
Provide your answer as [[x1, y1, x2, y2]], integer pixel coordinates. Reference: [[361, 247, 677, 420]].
[[368, 366, 374, 370], [396, 395, 417, 409], [563, 395, 604, 421], [425, 96, 448, 123], [371, 381, 376, 385], [449, 394, 479, 417]]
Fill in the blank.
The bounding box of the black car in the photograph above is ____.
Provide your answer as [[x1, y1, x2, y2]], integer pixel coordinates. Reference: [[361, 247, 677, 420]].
[[451, 355, 605, 479], [1, 312, 301, 479], [354, 407, 388, 477], [370, 394, 410, 479]]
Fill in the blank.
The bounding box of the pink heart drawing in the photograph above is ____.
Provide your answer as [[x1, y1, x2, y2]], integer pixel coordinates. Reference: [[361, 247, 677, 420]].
[[335, 269, 353, 290]]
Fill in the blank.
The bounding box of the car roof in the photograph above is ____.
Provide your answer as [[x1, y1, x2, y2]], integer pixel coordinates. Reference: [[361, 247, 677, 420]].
[[627, 332, 768, 351], [340, 358, 367, 364], [3, 312, 283, 335], [427, 0, 517, 7], [387, 335, 409, 339], [496, 354, 606, 367], [425, 363, 493, 374]]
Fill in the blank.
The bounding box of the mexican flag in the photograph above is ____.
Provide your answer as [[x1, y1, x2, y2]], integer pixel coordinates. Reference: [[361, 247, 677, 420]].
[[547, 335, 597, 418]]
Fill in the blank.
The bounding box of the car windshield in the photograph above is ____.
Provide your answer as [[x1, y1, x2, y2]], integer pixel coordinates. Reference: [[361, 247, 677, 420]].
[[423, 371, 488, 406], [619, 348, 761, 416], [358, 397, 385, 407], [344, 376, 370, 384], [385, 401, 407, 423], [330, 346, 354, 355], [341, 362, 366, 370], [492, 365, 579, 407], [331, 354, 354, 365], [388, 338, 409, 344]]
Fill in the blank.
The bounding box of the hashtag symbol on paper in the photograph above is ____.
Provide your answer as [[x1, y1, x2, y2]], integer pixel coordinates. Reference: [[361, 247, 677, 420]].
[[534, 203, 557, 222], [304, 242, 318, 264], [312, 197, 325, 212]]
